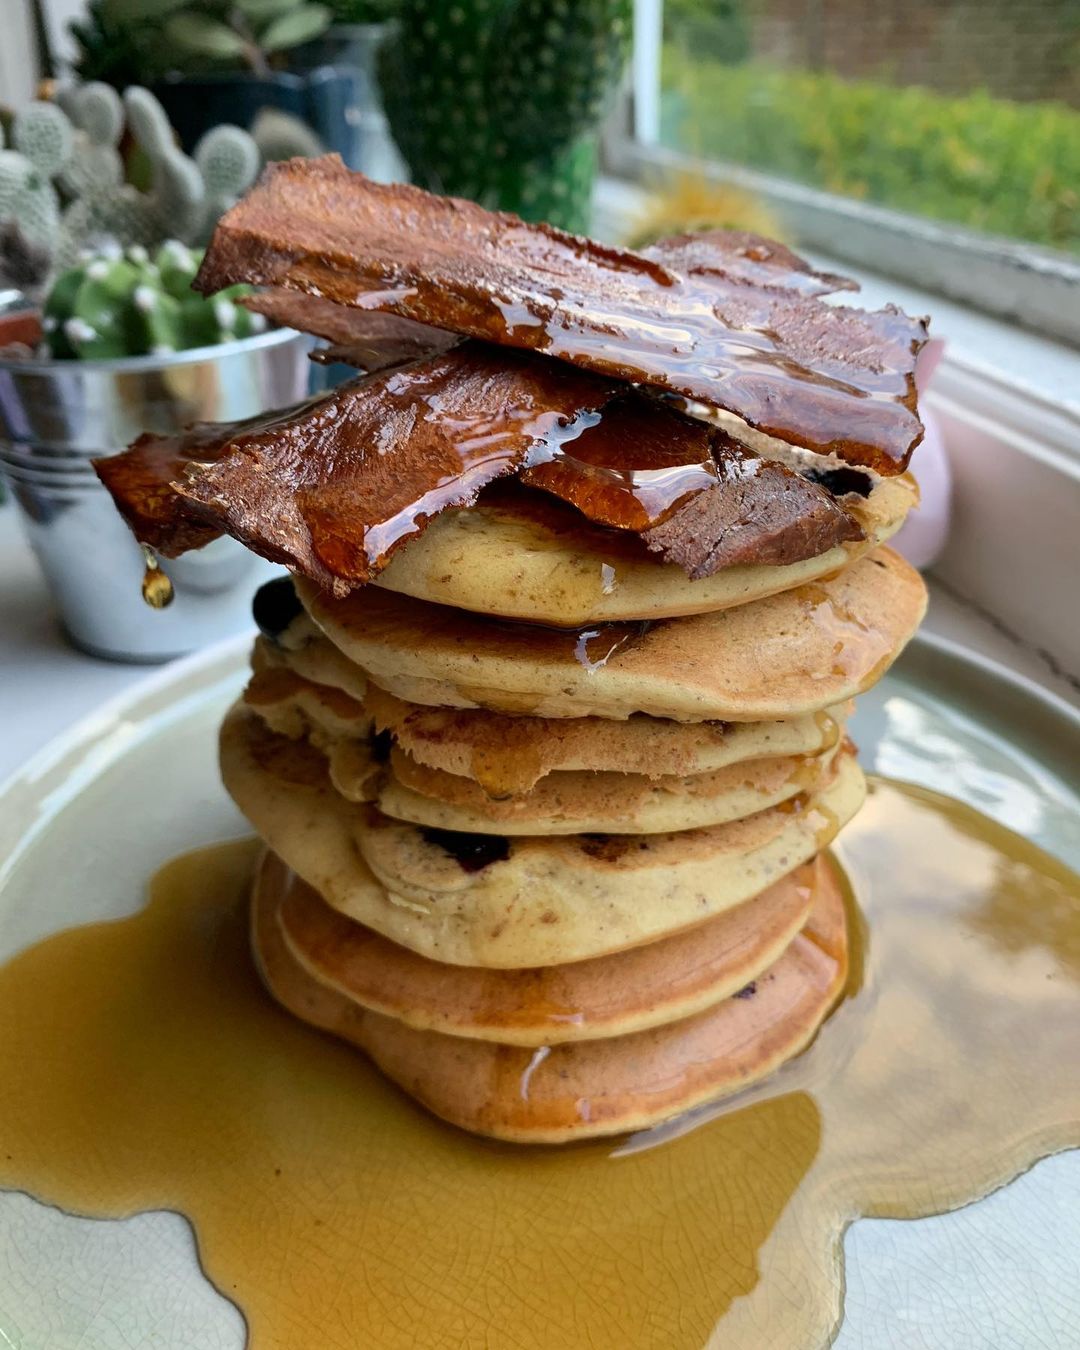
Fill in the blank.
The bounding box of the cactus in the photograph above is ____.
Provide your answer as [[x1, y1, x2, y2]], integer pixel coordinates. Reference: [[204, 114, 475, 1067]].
[[250, 107, 325, 163], [379, 0, 632, 232], [41, 242, 261, 361], [195, 124, 260, 234], [0, 83, 318, 299], [58, 82, 125, 203], [0, 103, 74, 255], [12, 103, 75, 179]]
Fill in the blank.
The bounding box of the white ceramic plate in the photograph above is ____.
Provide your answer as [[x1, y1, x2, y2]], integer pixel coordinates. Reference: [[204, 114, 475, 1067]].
[[0, 632, 1077, 1349]]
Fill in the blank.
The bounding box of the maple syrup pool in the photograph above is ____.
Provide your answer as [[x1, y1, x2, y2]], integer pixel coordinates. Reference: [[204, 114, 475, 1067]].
[[0, 774, 1077, 1348]]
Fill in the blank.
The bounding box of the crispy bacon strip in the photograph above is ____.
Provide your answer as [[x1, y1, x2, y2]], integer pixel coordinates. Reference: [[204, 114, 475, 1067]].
[[195, 156, 927, 473]]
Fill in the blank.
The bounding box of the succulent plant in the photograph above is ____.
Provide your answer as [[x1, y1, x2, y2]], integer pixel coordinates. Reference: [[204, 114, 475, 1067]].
[[41, 241, 264, 360], [379, 0, 632, 232], [90, 0, 332, 77], [0, 105, 72, 256], [69, 0, 169, 89]]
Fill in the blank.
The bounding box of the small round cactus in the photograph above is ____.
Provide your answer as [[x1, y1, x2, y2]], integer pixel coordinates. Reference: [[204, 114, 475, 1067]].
[[42, 242, 262, 361]]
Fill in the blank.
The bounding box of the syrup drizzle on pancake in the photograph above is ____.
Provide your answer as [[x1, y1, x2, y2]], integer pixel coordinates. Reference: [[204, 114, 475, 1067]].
[[0, 780, 1076, 1347]]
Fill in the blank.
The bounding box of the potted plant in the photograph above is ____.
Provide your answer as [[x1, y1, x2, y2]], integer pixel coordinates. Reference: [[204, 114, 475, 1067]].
[[378, 0, 633, 232], [0, 92, 310, 661], [69, 0, 356, 164]]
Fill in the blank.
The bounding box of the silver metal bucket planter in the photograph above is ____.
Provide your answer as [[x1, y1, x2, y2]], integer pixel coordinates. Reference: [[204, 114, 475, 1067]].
[[0, 328, 310, 663]]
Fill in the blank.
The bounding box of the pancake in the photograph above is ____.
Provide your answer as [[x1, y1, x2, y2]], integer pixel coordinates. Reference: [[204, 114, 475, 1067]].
[[220, 704, 866, 966], [295, 547, 927, 722], [267, 849, 829, 1044], [247, 660, 850, 794], [365, 742, 842, 835], [251, 855, 850, 1142], [373, 474, 916, 624], [365, 685, 850, 793]]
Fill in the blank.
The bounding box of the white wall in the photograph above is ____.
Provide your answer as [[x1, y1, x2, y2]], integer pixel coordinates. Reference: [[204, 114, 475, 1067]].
[[0, 0, 39, 109]]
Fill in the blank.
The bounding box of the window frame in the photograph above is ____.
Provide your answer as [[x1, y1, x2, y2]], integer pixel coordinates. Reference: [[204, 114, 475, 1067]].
[[607, 4, 1080, 348]]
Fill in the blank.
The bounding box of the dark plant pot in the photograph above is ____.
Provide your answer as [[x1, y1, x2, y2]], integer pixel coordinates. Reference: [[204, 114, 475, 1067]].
[[152, 67, 361, 165]]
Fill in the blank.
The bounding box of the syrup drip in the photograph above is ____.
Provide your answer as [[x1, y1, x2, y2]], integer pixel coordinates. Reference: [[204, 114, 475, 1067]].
[[0, 780, 1076, 1348], [139, 546, 174, 609], [520, 394, 719, 531], [573, 622, 651, 673]]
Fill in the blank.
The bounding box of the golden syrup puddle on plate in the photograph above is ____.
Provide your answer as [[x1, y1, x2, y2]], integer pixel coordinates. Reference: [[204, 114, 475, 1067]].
[[0, 779, 1077, 1348]]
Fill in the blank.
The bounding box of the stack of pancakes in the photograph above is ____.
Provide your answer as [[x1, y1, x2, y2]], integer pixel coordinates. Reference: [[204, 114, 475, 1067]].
[[95, 158, 929, 1143]]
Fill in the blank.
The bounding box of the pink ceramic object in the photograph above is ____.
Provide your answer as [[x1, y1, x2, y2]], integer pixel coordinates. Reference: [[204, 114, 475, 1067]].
[[892, 337, 952, 570]]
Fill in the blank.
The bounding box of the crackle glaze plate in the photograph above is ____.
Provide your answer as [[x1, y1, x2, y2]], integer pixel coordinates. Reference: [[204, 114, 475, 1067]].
[[0, 631, 1077, 1349]]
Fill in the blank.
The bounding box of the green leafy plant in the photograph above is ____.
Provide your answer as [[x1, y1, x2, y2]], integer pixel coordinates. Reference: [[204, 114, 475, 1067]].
[[42, 241, 263, 360], [379, 0, 632, 233], [69, 0, 170, 88], [90, 0, 332, 77], [662, 51, 1080, 253]]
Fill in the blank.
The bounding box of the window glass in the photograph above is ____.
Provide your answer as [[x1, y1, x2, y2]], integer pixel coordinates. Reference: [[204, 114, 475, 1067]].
[[659, 0, 1080, 253]]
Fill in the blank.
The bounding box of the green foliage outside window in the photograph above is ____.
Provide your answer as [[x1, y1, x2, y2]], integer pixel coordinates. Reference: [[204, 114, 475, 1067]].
[[662, 49, 1080, 252]]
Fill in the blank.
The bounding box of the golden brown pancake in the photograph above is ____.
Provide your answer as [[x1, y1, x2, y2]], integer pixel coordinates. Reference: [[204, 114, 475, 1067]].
[[367, 742, 841, 835], [295, 547, 927, 721], [372, 474, 915, 624], [250, 852, 849, 1142], [220, 704, 866, 967], [250, 655, 850, 795], [266, 849, 830, 1045]]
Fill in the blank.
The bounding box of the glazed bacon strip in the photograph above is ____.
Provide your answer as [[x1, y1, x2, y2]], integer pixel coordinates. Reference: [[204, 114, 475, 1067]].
[[96, 344, 622, 593], [195, 156, 927, 473], [95, 339, 862, 594]]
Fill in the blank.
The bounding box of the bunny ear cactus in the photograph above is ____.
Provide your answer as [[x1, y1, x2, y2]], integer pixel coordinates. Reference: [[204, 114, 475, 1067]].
[[122, 86, 213, 246], [58, 82, 125, 203], [195, 124, 261, 235], [0, 85, 267, 297], [380, 0, 632, 232]]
